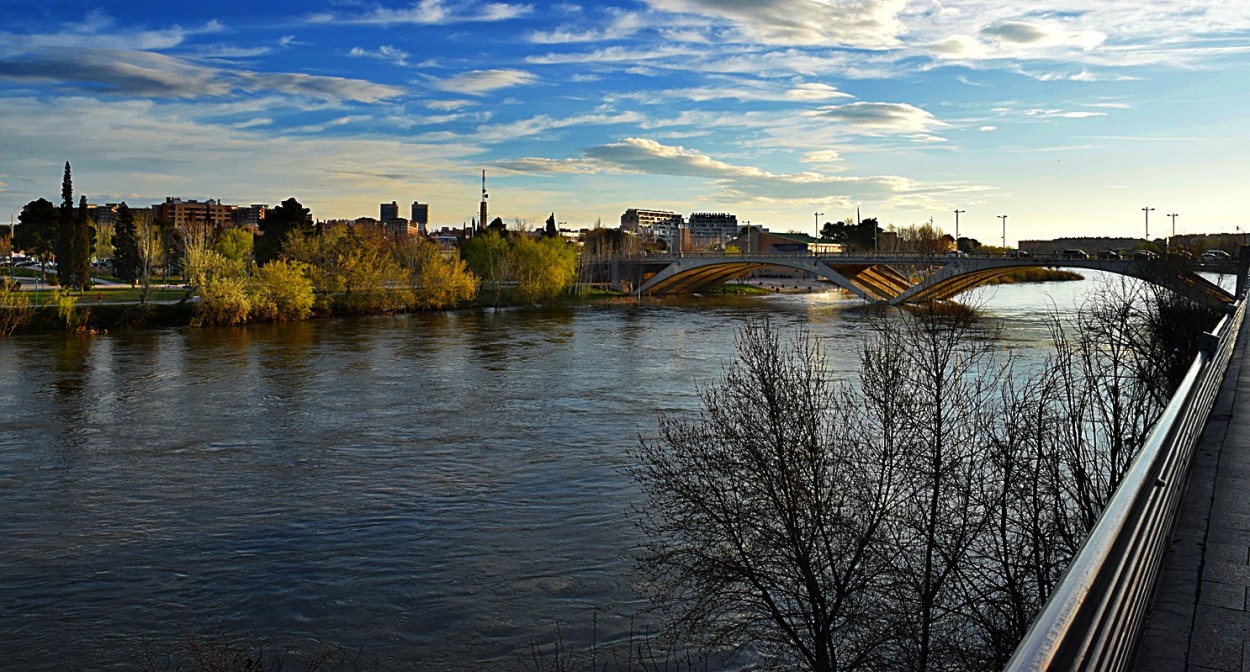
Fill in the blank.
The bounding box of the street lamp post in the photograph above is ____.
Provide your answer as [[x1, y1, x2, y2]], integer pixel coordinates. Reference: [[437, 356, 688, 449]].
[[1142, 206, 1155, 244], [814, 211, 823, 235], [954, 209, 965, 252], [1167, 212, 1178, 255], [998, 214, 1007, 255]]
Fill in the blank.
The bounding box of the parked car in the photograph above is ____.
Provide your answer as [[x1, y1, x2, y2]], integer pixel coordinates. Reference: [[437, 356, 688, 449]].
[[1130, 250, 1158, 260], [1202, 250, 1232, 262], [947, 250, 966, 258], [1096, 250, 1121, 260], [1007, 250, 1031, 258], [1061, 249, 1089, 259]]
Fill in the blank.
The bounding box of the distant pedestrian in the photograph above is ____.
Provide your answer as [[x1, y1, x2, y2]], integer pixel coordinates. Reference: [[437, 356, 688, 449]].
[[97, 292, 103, 304]]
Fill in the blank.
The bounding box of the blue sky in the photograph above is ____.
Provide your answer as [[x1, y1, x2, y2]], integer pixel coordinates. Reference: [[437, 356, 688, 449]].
[[1, 1, 1249, 244]]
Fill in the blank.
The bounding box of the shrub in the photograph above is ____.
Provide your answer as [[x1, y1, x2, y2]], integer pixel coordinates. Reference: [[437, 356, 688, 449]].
[[195, 275, 251, 326], [250, 260, 315, 321]]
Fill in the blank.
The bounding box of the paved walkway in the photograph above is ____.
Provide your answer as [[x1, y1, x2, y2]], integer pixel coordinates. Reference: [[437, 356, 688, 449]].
[[1136, 308, 1250, 671]]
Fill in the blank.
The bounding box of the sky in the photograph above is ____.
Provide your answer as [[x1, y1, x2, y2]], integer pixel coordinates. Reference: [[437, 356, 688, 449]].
[[1, 1, 1249, 245]]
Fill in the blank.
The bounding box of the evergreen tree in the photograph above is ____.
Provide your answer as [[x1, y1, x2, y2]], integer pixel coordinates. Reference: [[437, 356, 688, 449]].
[[487, 216, 506, 233], [544, 213, 558, 238], [112, 203, 141, 285], [256, 197, 312, 265], [56, 162, 74, 285], [72, 195, 96, 289]]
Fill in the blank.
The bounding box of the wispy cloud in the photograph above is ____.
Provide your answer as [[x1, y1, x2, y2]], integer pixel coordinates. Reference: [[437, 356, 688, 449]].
[[307, 0, 532, 26], [526, 44, 700, 65], [0, 49, 404, 102], [804, 102, 948, 137], [527, 9, 644, 43], [641, 0, 907, 48], [1023, 108, 1107, 119], [427, 68, 538, 95], [474, 112, 644, 143], [497, 137, 970, 207], [349, 45, 410, 67], [426, 99, 477, 111], [0, 10, 220, 53]]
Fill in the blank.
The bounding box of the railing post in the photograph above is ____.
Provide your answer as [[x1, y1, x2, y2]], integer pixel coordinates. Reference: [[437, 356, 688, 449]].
[[1239, 246, 1250, 297]]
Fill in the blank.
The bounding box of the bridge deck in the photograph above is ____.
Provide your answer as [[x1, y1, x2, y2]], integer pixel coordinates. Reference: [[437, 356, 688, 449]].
[[1135, 303, 1250, 671]]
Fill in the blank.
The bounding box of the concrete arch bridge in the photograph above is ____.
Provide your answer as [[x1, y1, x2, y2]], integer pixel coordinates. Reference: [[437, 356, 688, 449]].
[[631, 253, 1237, 308]]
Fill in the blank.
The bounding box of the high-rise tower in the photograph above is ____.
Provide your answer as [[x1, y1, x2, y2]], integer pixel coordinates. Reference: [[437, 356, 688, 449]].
[[479, 170, 488, 232]]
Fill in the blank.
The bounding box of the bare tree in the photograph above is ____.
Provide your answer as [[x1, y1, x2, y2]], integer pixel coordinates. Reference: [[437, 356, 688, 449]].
[[861, 304, 998, 671], [632, 280, 1216, 671], [632, 320, 899, 672]]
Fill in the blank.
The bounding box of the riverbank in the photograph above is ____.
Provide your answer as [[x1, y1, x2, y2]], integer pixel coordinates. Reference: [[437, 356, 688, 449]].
[[985, 268, 1084, 284], [1, 286, 634, 335], [0, 270, 1083, 336]]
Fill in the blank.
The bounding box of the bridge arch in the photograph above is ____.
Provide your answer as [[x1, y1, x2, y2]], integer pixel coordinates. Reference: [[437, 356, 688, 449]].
[[637, 255, 911, 302], [891, 258, 1234, 309], [633, 253, 1236, 309]]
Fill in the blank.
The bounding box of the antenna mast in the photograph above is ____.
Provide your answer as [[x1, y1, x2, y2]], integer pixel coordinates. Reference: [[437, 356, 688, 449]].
[[479, 170, 489, 232]]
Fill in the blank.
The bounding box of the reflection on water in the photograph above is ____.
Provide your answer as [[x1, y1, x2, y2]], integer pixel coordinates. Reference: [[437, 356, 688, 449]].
[[0, 274, 1182, 669]]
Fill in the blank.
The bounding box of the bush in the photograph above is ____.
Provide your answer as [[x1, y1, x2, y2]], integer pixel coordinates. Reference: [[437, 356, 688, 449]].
[[250, 260, 315, 321], [195, 275, 251, 326], [0, 278, 33, 335]]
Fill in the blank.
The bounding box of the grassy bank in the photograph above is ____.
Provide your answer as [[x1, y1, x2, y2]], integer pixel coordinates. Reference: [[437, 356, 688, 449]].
[[9, 301, 199, 334], [985, 268, 1084, 284]]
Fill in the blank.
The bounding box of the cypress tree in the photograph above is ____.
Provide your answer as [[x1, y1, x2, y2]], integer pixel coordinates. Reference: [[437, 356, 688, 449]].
[[75, 195, 95, 289], [113, 203, 140, 285], [56, 162, 73, 286]]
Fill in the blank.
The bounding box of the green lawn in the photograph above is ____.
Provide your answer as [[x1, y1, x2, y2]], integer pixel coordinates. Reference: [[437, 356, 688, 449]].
[[20, 286, 193, 304]]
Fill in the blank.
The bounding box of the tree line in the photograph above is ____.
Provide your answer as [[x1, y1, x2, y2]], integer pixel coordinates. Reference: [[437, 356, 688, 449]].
[[14, 162, 97, 290], [9, 165, 582, 328]]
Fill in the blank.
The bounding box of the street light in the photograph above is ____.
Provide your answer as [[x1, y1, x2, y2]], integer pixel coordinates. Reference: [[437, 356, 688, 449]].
[[814, 211, 823, 234], [1142, 206, 1155, 242], [998, 214, 1007, 254], [1167, 212, 1178, 255], [954, 209, 965, 252]]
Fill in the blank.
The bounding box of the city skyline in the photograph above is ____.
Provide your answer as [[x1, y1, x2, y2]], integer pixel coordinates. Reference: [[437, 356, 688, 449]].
[[1, 1, 1248, 244]]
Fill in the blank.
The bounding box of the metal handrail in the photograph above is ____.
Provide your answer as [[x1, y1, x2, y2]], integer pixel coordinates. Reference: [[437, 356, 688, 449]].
[[1005, 276, 1249, 671]]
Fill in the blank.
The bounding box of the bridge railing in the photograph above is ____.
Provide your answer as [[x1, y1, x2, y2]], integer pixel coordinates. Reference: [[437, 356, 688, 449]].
[[626, 250, 1233, 267], [1004, 273, 1250, 671]]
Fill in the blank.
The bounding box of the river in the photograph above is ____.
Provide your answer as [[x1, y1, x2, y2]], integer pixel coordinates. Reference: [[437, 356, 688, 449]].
[[0, 273, 1216, 670]]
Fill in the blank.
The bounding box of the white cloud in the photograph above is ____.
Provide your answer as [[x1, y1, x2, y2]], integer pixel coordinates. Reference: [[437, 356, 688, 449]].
[[427, 69, 539, 95], [979, 125, 997, 132], [307, 0, 532, 26], [0, 96, 485, 221], [349, 45, 410, 66], [801, 149, 845, 169], [426, 99, 477, 111], [642, 0, 908, 48], [0, 10, 220, 54], [621, 79, 853, 104], [474, 112, 644, 143], [233, 118, 273, 129], [786, 83, 855, 101], [527, 10, 644, 43], [489, 157, 607, 174], [527, 44, 700, 65], [568, 137, 942, 205], [1023, 108, 1107, 119]]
